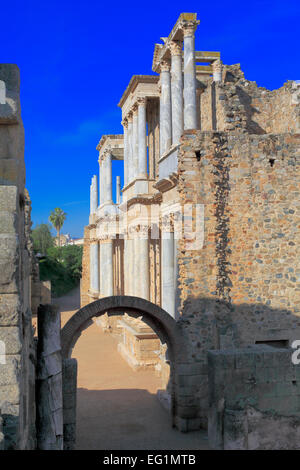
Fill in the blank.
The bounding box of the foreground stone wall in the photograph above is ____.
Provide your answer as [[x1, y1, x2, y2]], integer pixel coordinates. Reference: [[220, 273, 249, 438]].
[[208, 346, 300, 449], [177, 129, 300, 425], [0, 64, 36, 449]]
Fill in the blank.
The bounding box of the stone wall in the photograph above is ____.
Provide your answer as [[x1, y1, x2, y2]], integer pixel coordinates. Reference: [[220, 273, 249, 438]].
[[177, 129, 300, 426], [208, 345, 300, 449], [0, 64, 36, 449], [199, 65, 300, 134]]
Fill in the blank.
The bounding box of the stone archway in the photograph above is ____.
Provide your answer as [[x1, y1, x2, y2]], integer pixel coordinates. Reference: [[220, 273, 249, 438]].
[[61, 295, 192, 430]]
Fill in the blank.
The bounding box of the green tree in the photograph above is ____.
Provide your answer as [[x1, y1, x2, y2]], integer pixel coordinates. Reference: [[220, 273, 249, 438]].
[[31, 223, 54, 254], [49, 207, 66, 247]]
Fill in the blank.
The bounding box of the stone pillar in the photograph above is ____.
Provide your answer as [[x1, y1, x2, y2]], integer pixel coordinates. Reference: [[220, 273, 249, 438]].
[[183, 24, 197, 130], [213, 59, 222, 83], [99, 159, 104, 206], [100, 241, 113, 296], [104, 151, 113, 203], [125, 237, 134, 296], [132, 105, 139, 180], [62, 358, 77, 450], [127, 113, 133, 183], [170, 41, 183, 145], [137, 97, 148, 178], [133, 232, 140, 296], [90, 175, 98, 214], [122, 119, 128, 186], [161, 232, 175, 317], [139, 228, 149, 300], [90, 242, 99, 293], [116, 176, 121, 204], [36, 304, 63, 450], [159, 60, 172, 156]]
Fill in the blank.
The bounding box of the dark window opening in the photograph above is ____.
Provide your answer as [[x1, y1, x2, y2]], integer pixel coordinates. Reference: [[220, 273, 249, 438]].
[[269, 158, 275, 167], [255, 339, 289, 349], [195, 150, 201, 162]]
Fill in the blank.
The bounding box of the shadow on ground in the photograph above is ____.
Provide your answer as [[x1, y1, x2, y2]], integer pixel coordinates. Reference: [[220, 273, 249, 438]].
[[76, 388, 209, 450]]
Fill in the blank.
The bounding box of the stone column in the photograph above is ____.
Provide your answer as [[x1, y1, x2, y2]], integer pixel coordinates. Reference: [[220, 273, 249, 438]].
[[132, 104, 139, 180], [122, 119, 128, 186], [170, 41, 183, 145], [161, 231, 175, 317], [100, 241, 113, 296], [36, 304, 63, 450], [127, 112, 133, 183], [159, 60, 172, 156], [90, 175, 98, 214], [139, 227, 149, 300], [90, 242, 99, 293], [99, 159, 104, 206], [183, 24, 197, 130], [213, 59, 222, 83], [137, 97, 148, 178], [104, 151, 113, 203], [133, 231, 140, 296], [116, 176, 121, 204]]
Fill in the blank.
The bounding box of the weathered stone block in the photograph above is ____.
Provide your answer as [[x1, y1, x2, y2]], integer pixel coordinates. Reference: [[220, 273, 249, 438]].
[[0, 327, 21, 354], [0, 235, 19, 292], [0, 293, 21, 326]]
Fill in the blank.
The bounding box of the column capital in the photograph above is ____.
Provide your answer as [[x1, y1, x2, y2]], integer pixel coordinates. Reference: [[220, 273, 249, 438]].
[[137, 96, 147, 107], [212, 58, 223, 73], [121, 118, 128, 128], [169, 40, 183, 56], [159, 60, 171, 73], [181, 21, 198, 37], [127, 111, 133, 123], [132, 102, 138, 113]]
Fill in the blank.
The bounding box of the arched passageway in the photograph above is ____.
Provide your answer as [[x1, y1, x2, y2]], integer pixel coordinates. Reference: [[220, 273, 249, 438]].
[[61, 295, 190, 430]]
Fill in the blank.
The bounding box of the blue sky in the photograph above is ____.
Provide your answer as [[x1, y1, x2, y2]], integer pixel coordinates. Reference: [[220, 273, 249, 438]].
[[2, 0, 299, 237]]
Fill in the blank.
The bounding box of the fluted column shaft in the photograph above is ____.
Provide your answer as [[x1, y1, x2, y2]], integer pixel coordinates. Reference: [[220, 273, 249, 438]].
[[116, 176, 121, 204], [99, 160, 104, 206], [104, 151, 113, 203], [170, 41, 183, 144], [161, 231, 175, 317], [139, 229, 149, 300], [122, 120, 129, 186], [100, 241, 113, 296], [90, 175, 98, 214], [159, 61, 172, 156], [183, 25, 197, 129], [137, 98, 148, 178], [127, 115, 133, 183], [90, 242, 99, 292], [132, 106, 139, 180]]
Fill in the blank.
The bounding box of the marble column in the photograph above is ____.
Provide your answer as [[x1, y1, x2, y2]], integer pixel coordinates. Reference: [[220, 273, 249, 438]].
[[99, 159, 104, 206], [159, 60, 172, 156], [104, 151, 113, 203], [90, 242, 99, 293], [132, 105, 139, 180], [122, 119, 128, 186], [139, 228, 149, 300], [127, 113, 133, 183], [133, 233, 140, 296], [161, 231, 175, 317], [170, 40, 183, 145], [183, 24, 197, 130], [116, 176, 121, 204], [90, 175, 98, 214], [100, 241, 113, 296], [137, 97, 148, 178], [212, 59, 222, 83]]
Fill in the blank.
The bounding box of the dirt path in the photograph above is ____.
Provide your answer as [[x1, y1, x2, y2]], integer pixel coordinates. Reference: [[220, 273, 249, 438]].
[[53, 287, 209, 450]]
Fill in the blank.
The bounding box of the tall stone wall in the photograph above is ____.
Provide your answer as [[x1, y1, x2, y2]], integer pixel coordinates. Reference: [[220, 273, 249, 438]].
[[0, 64, 36, 449], [177, 129, 300, 426], [199, 64, 300, 134]]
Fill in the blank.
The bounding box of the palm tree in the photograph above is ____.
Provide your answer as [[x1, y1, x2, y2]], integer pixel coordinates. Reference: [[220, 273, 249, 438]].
[[49, 208, 66, 247]]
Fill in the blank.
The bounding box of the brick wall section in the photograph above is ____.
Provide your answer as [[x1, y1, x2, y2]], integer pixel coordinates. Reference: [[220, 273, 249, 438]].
[[177, 130, 300, 424], [208, 345, 300, 449]]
